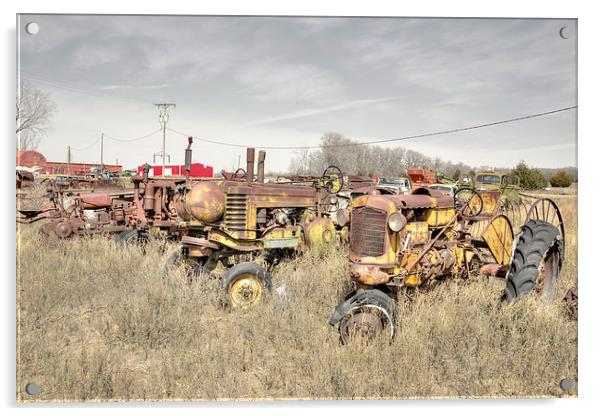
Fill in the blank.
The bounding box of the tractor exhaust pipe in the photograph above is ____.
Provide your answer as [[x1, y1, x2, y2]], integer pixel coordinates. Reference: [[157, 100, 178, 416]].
[[257, 150, 266, 183], [185, 136, 193, 181], [246, 148, 255, 182]]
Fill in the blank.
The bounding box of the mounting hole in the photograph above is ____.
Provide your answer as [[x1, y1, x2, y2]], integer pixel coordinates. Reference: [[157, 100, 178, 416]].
[[25, 383, 40, 396], [559, 378, 574, 391], [25, 22, 39, 35]]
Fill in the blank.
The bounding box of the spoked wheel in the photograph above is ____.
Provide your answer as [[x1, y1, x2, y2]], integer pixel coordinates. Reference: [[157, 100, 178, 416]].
[[454, 188, 484, 218], [223, 262, 271, 308], [339, 305, 393, 344], [502, 199, 529, 232], [526, 198, 565, 248]]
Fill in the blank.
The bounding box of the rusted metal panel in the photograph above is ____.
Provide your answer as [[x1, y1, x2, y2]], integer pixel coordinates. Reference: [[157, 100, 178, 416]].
[[350, 206, 387, 257], [79, 189, 135, 209], [481, 214, 514, 266]]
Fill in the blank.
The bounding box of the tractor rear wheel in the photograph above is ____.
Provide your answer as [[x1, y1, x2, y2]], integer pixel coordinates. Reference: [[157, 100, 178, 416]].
[[504, 220, 563, 301], [116, 229, 149, 246], [164, 248, 205, 280], [223, 262, 271, 308]]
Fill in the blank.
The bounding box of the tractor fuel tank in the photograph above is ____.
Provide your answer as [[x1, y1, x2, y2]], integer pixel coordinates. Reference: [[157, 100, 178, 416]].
[[177, 182, 226, 223]]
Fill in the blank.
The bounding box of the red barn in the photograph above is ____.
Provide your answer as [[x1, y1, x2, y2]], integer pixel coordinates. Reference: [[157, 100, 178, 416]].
[[137, 163, 213, 178], [16, 150, 122, 175]]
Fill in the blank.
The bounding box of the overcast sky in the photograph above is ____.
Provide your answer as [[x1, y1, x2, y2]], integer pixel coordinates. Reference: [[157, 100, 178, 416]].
[[17, 15, 577, 172]]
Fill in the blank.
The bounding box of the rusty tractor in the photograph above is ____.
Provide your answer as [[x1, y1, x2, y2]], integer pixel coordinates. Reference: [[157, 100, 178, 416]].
[[38, 188, 138, 240], [17, 171, 129, 231], [165, 147, 353, 308], [22, 138, 202, 243], [329, 186, 564, 343]]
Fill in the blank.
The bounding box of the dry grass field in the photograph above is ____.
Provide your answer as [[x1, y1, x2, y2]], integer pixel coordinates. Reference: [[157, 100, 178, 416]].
[[16, 193, 577, 402]]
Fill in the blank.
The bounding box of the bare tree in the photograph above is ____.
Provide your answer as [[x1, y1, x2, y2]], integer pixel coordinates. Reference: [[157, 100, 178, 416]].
[[288, 148, 312, 175], [16, 80, 56, 150]]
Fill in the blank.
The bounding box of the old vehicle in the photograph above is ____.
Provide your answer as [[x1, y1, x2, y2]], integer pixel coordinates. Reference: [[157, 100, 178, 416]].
[[475, 171, 519, 191], [377, 177, 411, 195], [167, 147, 350, 308], [328, 187, 564, 343], [407, 167, 457, 191], [31, 139, 197, 242]]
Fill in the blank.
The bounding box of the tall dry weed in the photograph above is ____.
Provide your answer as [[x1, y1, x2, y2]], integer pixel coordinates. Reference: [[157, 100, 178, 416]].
[[16, 195, 578, 401]]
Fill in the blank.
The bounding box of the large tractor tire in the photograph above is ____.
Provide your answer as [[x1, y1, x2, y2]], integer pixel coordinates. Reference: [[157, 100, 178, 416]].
[[504, 220, 563, 302], [164, 248, 205, 279], [116, 229, 150, 246], [223, 262, 271, 308], [329, 289, 396, 344]]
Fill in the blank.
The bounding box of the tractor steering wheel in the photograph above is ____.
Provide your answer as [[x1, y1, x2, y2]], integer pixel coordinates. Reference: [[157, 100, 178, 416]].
[[321, 165, 344, 194], [233, 168, 246, 180], [454, 188, 484, 218]]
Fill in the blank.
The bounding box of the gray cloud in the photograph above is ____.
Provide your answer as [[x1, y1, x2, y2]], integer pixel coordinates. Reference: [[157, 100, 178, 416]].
[[18, 15, 576, 172]]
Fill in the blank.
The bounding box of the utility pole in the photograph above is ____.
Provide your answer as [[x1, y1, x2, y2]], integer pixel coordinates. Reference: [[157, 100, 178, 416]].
[[67, 146, 71, 175], [100, 132, 104, 168], [154, 103, 176, 177]]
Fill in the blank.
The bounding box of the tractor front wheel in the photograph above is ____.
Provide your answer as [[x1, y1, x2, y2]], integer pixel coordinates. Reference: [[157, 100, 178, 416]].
[[332, 289, 396, 344], [223, 262, 271, 308], [504, 220, 563, 301]]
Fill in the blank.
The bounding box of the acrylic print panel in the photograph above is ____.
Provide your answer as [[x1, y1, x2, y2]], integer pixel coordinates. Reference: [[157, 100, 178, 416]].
[[16, 14, 577, 402]]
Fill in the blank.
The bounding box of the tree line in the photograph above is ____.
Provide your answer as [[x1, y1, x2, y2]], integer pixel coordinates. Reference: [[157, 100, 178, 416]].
[[288, 132, 577, 189]]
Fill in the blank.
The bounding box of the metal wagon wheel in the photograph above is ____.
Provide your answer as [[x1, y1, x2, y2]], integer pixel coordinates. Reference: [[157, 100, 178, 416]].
[[503, 199, 529, 232], [525, 198, 565, 250]]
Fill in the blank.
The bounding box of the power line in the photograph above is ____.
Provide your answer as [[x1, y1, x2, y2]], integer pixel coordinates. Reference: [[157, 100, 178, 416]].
[[69, 129, 161, 153], [168, 105, 577, 150], [71, 136, 101, 151], [104, 129, 162, 142], [20, 71, 152, 105]]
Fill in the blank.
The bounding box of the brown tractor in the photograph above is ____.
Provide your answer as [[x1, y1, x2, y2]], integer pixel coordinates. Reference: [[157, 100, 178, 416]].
[[329, 187, 564, 343]]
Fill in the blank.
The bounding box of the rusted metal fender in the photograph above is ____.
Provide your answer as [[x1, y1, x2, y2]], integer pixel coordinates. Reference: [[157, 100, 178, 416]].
[[481, 214, 514, 266]]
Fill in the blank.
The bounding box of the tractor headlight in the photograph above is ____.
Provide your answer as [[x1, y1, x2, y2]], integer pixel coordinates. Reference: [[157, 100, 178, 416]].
[[388, 212, 406, 232]]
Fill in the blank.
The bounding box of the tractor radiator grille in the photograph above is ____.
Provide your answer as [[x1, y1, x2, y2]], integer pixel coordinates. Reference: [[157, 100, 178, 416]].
[[225, 194, 248, 229], [350, 207, 387, 257]]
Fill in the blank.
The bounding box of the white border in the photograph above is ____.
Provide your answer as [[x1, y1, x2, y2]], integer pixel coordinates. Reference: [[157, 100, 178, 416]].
[[3, 1, 599, 415]]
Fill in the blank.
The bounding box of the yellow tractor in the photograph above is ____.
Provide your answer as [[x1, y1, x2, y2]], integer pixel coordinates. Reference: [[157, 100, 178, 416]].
[[329, 187, 564, 343]]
